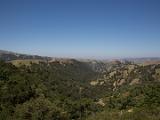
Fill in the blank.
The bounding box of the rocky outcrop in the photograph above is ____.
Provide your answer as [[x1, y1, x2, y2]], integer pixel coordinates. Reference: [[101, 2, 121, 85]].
[[129, 78, 140, 85]]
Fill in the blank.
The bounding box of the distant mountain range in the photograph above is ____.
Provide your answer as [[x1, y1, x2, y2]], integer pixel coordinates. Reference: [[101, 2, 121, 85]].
[[121, 57, 160, 63], [0, 50, 52, 61], [0, 49, 160, 63]]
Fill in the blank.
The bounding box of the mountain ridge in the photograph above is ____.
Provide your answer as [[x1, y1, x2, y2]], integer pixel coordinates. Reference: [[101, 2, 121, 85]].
[[1, 49, 160, 63]]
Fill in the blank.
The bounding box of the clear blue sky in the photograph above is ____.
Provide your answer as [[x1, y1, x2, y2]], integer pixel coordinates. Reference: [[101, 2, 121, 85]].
[[0, 0, 160, 59]]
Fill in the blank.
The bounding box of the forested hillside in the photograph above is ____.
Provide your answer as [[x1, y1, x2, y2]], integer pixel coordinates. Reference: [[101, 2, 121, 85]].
[[0, 59, 160, 120]]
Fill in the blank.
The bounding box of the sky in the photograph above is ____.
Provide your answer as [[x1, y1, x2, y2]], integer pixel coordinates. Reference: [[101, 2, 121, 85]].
[[0, 0, 160, 59]]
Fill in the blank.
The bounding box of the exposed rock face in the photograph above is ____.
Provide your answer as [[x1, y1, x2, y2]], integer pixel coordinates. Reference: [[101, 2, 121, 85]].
[[90, 80, 99, 86], [90, 79, 106, 86], [123, 70, 128, 78], [129, 78, 140, 85], [96, 99, 105, 107], [113, 79, 126, 88], [152, 68, 160, 81], [155, 68, 160, 73], [109, 71, 117, 78], [117, 79, 126, 86], [128, 109, 133, 113], [113, 81, 117, 88], [99, 81, 105, 85], [128, 65, 135, 73]]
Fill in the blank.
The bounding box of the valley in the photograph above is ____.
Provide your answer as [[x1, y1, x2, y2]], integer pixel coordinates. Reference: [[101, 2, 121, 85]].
[[0, 50, 160, 120]]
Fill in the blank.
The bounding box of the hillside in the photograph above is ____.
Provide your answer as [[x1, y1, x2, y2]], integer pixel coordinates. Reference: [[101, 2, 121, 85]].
[[0, 50, 160, 120], [0, 50, 51, 61]]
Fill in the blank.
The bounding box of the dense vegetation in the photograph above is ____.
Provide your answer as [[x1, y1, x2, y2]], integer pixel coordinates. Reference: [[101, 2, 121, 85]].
[[0, 60, 160, 120]]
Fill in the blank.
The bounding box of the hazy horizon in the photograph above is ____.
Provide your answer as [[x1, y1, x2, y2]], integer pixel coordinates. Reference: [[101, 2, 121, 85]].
[[0, 0, 160, 58]]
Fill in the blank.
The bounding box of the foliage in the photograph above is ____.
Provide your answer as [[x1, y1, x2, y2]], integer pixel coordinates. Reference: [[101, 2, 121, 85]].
[[0, 60, 160, 120]]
